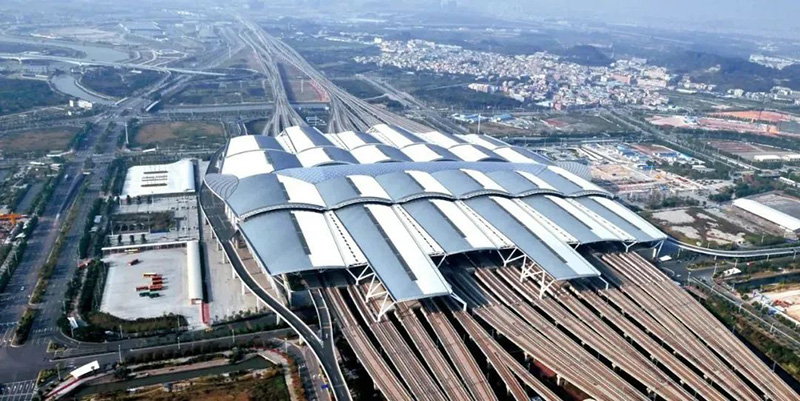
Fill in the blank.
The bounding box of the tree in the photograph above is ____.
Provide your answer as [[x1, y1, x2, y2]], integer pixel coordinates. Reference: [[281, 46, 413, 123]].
[[125, 195, 131, 204], [113, 366, 129, 380], [117, 234, 122, 245], [136, 196, 142, 205], [140, 233, 146, 243], [146, 195, 152, 204], [129, 234, 135, 244]]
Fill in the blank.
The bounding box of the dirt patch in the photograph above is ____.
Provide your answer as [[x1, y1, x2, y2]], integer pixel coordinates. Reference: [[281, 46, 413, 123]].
[[0, 126, 79, 154], [134, 121, 224, 147], [762, 285, 800, 321], [648, 207, 751, 247], [652, 209, 695, 224]]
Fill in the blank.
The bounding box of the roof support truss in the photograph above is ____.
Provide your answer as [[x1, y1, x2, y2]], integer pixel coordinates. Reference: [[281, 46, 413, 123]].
[[449, 292, 468, 311], [347, 264, 396, 322], [347, 264, 375, 284], [497, 247, 557, 299], [519, 256, 556, 299], [498, 247, 526, 267]]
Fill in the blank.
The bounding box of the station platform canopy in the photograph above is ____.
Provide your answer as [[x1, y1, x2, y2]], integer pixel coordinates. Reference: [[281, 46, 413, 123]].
[[207, 125, 666, 304]]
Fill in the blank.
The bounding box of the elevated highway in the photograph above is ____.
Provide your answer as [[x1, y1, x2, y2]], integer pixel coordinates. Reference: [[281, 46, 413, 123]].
[[668, 237, 800, 259], [0, 53, 226, 76]]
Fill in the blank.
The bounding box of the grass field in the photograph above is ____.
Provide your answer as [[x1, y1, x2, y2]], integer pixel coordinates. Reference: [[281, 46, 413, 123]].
[[133, 121, 225, 147], [0, 77, 65, 116], [0, 126, 79, 155]]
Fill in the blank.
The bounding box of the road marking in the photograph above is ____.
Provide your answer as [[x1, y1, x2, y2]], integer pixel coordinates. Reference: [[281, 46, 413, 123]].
[[0, 380, 35, 400]]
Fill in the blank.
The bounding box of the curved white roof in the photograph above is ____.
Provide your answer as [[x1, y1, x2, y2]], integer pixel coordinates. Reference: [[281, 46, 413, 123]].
[[207, 125, 668, 303]]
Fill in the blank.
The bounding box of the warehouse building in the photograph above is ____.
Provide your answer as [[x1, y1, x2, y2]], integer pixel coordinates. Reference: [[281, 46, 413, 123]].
[[734, 198, 800, 233], [121, 159, 196, 201]]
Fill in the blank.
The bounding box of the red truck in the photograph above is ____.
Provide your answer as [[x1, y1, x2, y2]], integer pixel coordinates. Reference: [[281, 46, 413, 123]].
[[149, 284, 163, 291]]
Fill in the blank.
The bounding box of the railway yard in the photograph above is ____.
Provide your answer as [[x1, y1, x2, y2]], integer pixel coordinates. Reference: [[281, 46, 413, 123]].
[[321, 252, 795, 400]]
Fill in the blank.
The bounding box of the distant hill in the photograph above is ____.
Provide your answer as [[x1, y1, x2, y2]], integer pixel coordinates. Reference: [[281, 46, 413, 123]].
[[650, 50, 800, 92], [557, 45, 613, 67]]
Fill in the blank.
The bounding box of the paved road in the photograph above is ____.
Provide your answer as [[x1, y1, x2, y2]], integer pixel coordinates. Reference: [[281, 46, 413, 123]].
[[0, 53, 225, 76], [199, 170, 350, 401]]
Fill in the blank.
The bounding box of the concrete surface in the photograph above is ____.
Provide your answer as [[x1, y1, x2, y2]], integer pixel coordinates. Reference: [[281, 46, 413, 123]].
[[101, 248, 203, 329], [201, 222, 261, 323]]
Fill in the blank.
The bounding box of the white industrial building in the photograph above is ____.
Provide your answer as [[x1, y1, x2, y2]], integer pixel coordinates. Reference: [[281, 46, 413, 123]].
[[186, 240, 203, 304], [733, 198, 800, 233], [121, 159, 196, 200]]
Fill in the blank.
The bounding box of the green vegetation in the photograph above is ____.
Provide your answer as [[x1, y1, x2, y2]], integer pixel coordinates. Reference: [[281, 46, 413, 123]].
[[0, 126, 81, 156], [709, 175, 779, 202], [0, 171, 60, 293], [655, 160, 733, 180], [80, 67, 163, 97], [131, 121, 225, 148], [645, 196, 700, 210], [696, 289, 800, 381], [250, 373, 291, 401], [70, 122, 93, 150], [652, 50, 800, 92], [12, 308, 37, 345], [95, 367, 289, 401], [413, 85, 522, 110], [103, 158, 127, 195], [31, 182, 86, 304], [558, 45, 612, 67], [87, 312, 187, 337], [78, 198, 110, 259], [166, 76, 268, 105], [332, 78, 383, 99], [0, 77, 65, 115]]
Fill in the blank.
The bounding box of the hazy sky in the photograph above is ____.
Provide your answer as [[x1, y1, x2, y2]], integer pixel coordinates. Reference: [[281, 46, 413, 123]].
[[463, 0, 800, 35]]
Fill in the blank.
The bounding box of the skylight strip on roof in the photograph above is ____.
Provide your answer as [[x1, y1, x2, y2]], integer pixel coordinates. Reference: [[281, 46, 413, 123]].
[[364, 207, 417, 280]]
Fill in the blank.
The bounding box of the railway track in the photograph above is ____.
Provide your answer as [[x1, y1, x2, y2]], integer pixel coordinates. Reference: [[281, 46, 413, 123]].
[[605, 253, 798, 400], [394, 304, 474, 401], [324, 288, 412, 401], [347, 287, 446, 401], [421, 301, 497, 401], [486, 268, 694, 400]]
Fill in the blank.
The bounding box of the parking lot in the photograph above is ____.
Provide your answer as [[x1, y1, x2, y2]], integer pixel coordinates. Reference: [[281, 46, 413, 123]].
[[101, 248, 203, 329]]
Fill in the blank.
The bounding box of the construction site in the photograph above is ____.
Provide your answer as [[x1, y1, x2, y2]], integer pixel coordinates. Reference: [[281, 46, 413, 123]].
[[572, 143, 714, 199]]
